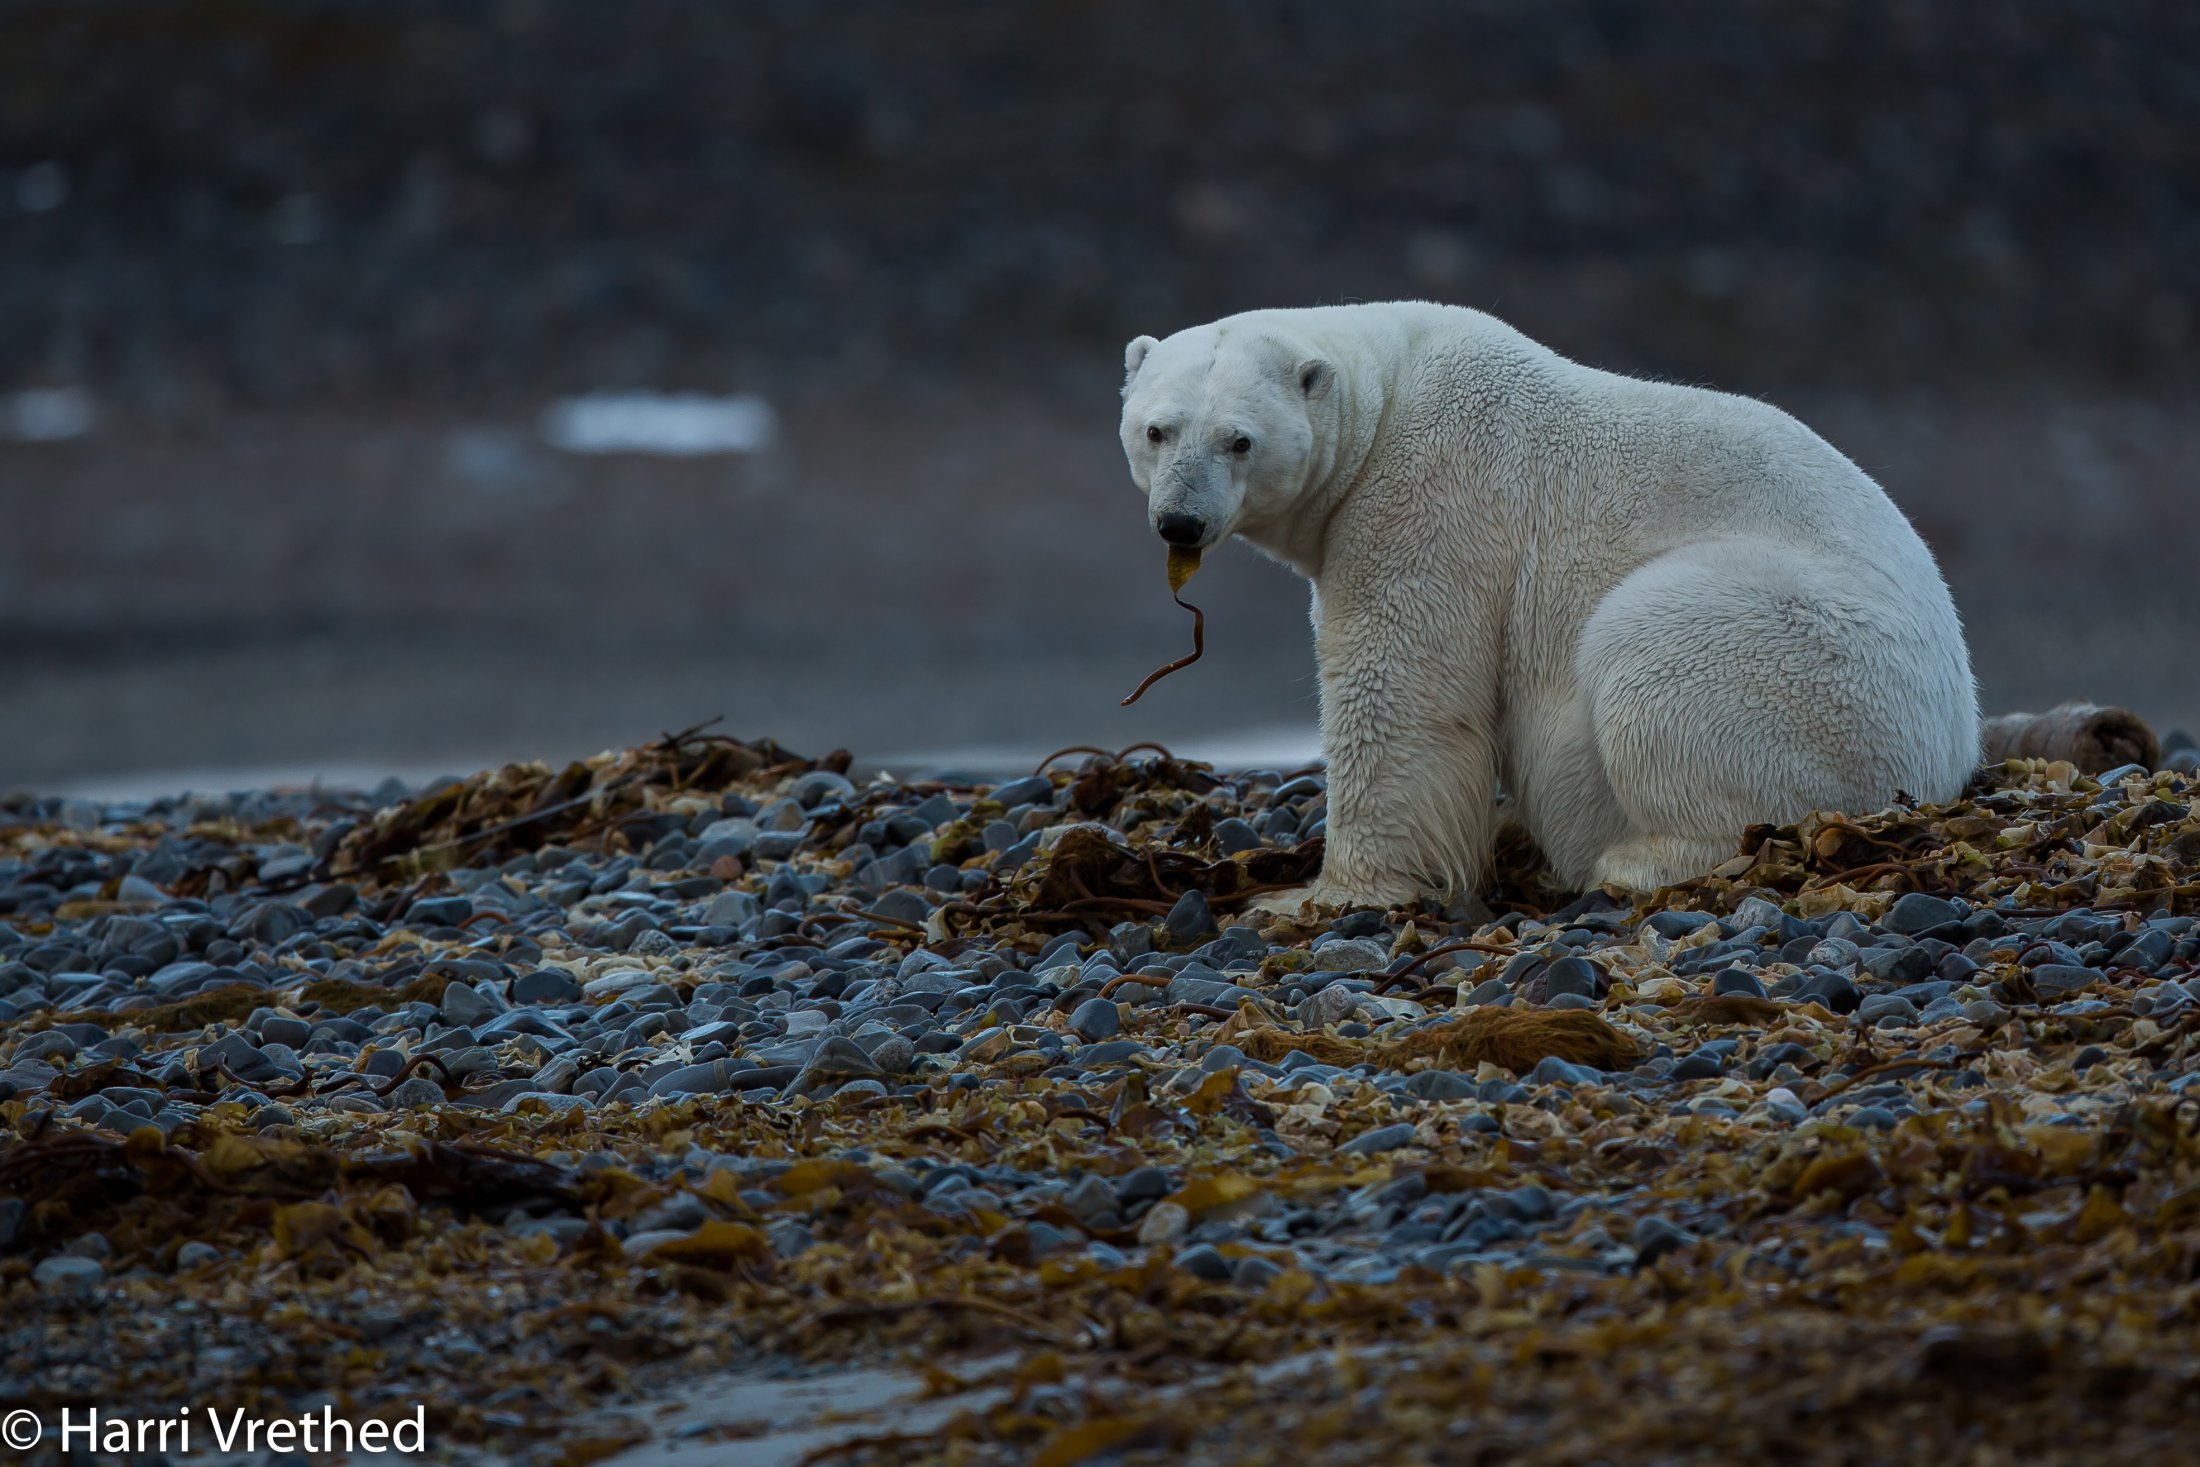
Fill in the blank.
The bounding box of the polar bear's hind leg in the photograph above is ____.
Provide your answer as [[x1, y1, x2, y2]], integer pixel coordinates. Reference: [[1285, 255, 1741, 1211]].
[[1576, 537, 1966, 892]]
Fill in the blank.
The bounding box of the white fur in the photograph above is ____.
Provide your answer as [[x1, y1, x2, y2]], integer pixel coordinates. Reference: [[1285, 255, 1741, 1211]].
[[1118, 302, 1979, 906]]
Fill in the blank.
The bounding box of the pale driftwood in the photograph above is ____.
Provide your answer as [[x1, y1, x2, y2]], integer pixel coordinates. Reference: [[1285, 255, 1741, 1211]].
[[1980, 702, 2161, 774]]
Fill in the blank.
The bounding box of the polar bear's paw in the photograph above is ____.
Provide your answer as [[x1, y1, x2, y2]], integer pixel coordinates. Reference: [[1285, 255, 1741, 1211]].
[[1588, 833, 1737, 893], [1248, 883, 1329, 921], [1249, 876, 1420, 920]]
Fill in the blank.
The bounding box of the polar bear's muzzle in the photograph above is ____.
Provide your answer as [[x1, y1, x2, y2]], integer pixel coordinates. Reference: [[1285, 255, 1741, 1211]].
[[1149, 459, 1232, 550], [1155, 511, 1209, 547]]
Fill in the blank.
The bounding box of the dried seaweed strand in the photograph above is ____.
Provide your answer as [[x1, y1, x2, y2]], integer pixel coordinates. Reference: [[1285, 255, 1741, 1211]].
[[1374, 939, 1520, 991], [1806, 1053, 1968, 1103], [1121, 549, 1207, 706], [1099, 973, 1172, 998]]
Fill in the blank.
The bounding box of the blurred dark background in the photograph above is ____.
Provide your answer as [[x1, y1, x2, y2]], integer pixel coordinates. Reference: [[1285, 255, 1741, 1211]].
[[4, 0, 2196, 794]]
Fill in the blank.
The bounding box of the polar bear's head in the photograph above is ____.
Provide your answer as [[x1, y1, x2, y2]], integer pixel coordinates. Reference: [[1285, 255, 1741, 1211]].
[[1118, 324, 1334, 553]]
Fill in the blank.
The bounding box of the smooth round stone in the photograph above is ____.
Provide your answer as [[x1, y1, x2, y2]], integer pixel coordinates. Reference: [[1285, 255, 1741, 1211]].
[[1631, 1215, 1693, 1265], [1672, 1051, 1724, 1081], [1117, 1166, 1173, 1205], [863, 1035, 916, 1074], [1403, 1069, 1476, 1101], [1339, 1122, 1417, 1156], [1883, 892, 1962, 935], [1645, 911, 1717, 939], [1805, 939, 1862, 970], [406, 895, 472, 927], [1710, 967, 1766, 998], [247, 1010, 310, 1047], [1077, 1040, 1148, 1066], [440, 983, 502, 1025], [34, 1255, 105, 1291], [1163, 890, 1217, 942], [1761, 1088, 1808, 1124], [1174, 1243, 1234, 1281], [987, 775, 1054, 808], [513, 968, 583, 1004], [2031, 965, 2097, 998], [1542, 955, 1602, 999], [1800, 972, 1861, 1013], [790, 771, 858, 808], [1526, 1056, 1603, 1086], [1461, 977, 1511, 1007], [386, 1077, 445, 1107], [1310, 937, 1390, 974], [1210, 819, 1265, 855], [1137, 1202, 1189, 1245], [1856, 993, 1919, 1025], [1061, 1175, 1118, 1226], [1069, 997, 1123, 1042], [649, 1061, 737, 1098], [1297, 985, 1358, 1028]]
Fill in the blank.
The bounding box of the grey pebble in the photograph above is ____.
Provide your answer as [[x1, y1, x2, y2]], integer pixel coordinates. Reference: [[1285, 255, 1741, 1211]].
[[1339, 1122, 1417, 1156], [1527, 1056, 1605, 1086], [34, 1255, 105, 1291], [1164, 890, 1216, 943], [1069, 996, 1123, 1042], [1542, 955, 1603, 1000], [1631, 1215, 1694, 1266], [1233, 1255, 1286, 1290], [1883, 892, 1962, 935], [1857, 993, 1919, 1025], [385, 1078, 445, 1108], [1711, 967, 1766, 998], [1403, 1070, 1477, 1101], [1117, 1166, 1173, 1205], [988, 775, 1055, 808], [513, 968, 583, 1004]]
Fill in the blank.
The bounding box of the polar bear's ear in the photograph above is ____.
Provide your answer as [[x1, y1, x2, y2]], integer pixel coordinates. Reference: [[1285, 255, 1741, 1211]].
[[1123, 335, 1159, 392], [1297, 358, 1335, 402]]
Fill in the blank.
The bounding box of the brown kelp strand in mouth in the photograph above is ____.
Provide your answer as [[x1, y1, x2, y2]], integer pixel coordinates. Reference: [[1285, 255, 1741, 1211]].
[[1121, 547, 1205, 706]]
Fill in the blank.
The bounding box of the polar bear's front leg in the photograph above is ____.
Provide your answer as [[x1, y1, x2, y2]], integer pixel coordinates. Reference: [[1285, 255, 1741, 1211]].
[[1270, 590, 1501, 914], [1299, 716, 1497, 912]]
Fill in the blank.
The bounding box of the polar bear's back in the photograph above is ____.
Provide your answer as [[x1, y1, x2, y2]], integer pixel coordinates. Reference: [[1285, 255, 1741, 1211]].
[[1578, 372, 1929, 566], [1213, 297, 1966, 661]]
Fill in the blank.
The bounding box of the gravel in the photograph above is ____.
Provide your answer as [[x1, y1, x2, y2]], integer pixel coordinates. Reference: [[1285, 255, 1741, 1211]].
[[6, 741, 2200, 1461]]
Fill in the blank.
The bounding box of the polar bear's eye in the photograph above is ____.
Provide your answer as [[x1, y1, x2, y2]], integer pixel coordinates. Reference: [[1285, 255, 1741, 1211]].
[[1231, 436, 1252, 454], [1146, 425, 1164, 444]]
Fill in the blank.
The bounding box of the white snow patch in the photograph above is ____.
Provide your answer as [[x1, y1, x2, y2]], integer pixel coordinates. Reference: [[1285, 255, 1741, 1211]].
[[540, 392, 775, 457], [4, 386, 95, 441]]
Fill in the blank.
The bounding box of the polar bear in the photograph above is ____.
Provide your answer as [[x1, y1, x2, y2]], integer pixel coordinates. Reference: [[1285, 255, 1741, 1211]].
[[1117, 302, 1978, 909]]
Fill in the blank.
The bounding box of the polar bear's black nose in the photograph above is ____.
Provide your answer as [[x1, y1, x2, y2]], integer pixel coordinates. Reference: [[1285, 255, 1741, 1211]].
[[1156, 512, 1207, 546]]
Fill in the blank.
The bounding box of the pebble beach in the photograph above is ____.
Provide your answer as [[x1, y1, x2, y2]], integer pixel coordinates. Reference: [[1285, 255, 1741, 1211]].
[[7, 731, 2200, 1463]]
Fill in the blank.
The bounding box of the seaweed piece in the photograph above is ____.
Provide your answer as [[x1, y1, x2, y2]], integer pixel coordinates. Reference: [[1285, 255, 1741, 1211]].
[[1384, 1007, 1639, 1073], [1121, 548, 1206, 706]]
